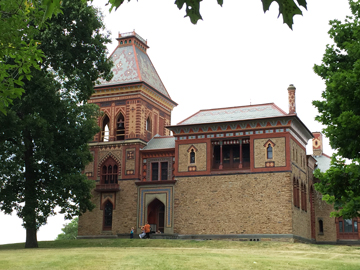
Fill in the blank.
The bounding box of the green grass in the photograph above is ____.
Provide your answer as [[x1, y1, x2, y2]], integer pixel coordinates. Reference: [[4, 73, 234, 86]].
[[1, 239, 360, 269]]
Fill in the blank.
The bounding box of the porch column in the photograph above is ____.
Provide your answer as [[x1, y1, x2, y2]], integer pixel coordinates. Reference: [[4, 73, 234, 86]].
[[239, 139, 243, 168], [219, 141, 223, 169]]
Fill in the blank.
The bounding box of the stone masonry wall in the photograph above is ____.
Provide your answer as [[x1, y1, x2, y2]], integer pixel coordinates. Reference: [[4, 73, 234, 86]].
[[314, 191, 337, 242], [291, 163, 310, 240], [78, 180, 137, 236], [178, 143, 207, 172], [173, 172, 293, 235], [254, 137, 286, 168]]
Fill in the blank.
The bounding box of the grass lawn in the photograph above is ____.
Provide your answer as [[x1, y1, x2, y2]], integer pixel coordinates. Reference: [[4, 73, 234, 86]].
[[0, 239, 360, 270]]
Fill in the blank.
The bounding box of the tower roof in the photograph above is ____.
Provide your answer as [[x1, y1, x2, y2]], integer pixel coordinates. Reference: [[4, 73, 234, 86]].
[[96, 31, 171, 100]]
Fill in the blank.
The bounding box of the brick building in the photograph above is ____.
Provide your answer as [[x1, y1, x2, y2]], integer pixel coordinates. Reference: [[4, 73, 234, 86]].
[[78, 32, 360, 244]]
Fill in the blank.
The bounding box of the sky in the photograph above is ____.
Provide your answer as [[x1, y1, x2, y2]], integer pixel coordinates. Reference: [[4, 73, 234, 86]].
[[0, 0, 352, 245]]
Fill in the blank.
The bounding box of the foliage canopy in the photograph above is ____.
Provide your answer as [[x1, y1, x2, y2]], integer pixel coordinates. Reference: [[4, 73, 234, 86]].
[[0, 0, 44, 114], [56, 217, 78, 240], [313, 0, 360, 218], [43, 0, 307, 29], [0, 0, 112, 248]]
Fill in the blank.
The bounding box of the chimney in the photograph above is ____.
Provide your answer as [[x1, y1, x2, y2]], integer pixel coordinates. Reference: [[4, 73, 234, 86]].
[[287, 84, 296, 114], [312, 132, 323, 156]]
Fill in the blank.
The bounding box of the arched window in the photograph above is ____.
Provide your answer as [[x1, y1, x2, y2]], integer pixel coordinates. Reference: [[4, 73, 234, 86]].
[[101, 115, 110, 142], [116, 113, 125, 140], [101, 158, 118, 184], [303, 184, 307, 211], [301, 183, 304, 210], [103, 201, 113, 230], [267, 144, 273, 159], [190, 149, 195, 163], [146, 116, 151, 132], [296, 180, 300, 208], [293, 177, 297, 207], [318, 219, 324, 234]]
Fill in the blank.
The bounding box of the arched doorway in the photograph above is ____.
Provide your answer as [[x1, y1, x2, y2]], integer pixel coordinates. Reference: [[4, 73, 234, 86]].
[[147, 198, 165, 233], [103, 200, 113, 231]]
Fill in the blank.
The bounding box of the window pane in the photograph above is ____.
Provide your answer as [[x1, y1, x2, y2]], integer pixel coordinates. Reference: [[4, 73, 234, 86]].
[[319, 220, 324, 233], [213, 145, 220, 166], [104, 202, 113, 227], [267, 144, 273, 159], [344, 219, 353, 233], [190, 151, 195, 163], [233, 146, 240, 163], [339, 221, 343, 232], [152, 163, 159, 181], [354, 221, 358, 232], [161, 162, 168, 180], [223, 145, 231, 164]]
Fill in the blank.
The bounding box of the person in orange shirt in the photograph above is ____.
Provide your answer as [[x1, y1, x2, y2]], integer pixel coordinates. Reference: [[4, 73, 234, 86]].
[[144, 222, 151, 239]]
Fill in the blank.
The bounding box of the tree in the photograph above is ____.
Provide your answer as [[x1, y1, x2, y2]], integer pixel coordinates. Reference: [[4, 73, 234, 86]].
[[313, 0, 360, 218], [43, 0, 307, 29], [0, 0, 44, 114], [56, 217, 79, 240], [0, 0, 113, 248]]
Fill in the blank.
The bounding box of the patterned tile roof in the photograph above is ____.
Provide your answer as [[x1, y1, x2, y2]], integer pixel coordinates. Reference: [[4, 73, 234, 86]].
[[96, 45, 170, 99], [142, 135, 175, 150], [177, 103, 287, 125]]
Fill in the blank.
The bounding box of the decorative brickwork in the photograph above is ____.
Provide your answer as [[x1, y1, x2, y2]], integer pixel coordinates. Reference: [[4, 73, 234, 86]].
[[125, 148, 136, 172], [97, 149, 122, 180]]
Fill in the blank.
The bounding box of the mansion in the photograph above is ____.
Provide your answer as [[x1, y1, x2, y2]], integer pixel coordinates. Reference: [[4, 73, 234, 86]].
[[77, 32, 360, 244]]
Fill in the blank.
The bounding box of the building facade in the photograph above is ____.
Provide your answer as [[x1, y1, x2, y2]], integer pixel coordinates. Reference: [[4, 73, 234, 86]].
[[78, 32, 360, 244]]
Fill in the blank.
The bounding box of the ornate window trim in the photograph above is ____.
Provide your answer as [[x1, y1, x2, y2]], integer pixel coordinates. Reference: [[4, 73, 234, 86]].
[[263, 140, 275, 160]]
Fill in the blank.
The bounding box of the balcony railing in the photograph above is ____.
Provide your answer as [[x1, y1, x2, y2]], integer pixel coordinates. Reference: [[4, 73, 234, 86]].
[[119, 31, 147, 44], [95, 183, 120, 192]]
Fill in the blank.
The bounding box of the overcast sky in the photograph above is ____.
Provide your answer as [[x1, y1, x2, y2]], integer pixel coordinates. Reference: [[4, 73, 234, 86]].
[[0, 0, 351, 245]]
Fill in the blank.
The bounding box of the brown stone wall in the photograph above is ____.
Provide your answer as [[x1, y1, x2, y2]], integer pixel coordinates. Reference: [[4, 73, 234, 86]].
[[78, 180, 138, 236], [290, 139, 306, 171], [291, 163, 310, 240], [178, 143, 207, 172], [254, 137, 286, 168], [78, 190, 103, 235], [173, 172, 293, 235], [84, 151, 95, 176], [314, 192, 337, 242]]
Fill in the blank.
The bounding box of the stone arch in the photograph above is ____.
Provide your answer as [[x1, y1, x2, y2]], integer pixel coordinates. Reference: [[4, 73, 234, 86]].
[[103, 199, 113, 231], [115, 110, 126, 141], [147, 198, 165, 233], [100, 113, 111, 142], [97, 153, 121, 180]]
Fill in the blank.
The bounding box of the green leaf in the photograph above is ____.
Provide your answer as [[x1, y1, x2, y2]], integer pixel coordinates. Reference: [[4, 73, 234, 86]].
[[261, 0, 305, 29]]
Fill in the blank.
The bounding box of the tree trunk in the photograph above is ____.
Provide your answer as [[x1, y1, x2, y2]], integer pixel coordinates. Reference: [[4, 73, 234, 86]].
[[25, 228, 38, 248], [24, 130, 39, 248]]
